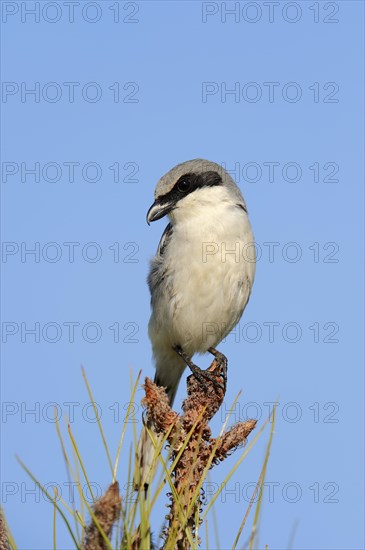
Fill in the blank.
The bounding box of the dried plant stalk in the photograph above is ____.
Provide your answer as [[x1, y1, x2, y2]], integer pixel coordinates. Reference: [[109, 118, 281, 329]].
[[0, 509, 10, 550], [142, 359, 257, 549], [83, 481, 121, 550]]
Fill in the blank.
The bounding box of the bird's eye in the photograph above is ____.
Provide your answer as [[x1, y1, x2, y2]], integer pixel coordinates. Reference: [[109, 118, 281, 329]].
[[177, 179, 190, 193]]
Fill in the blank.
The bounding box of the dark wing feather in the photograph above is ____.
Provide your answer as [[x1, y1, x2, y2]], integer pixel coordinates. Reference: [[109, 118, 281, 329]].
[[157, 222, 173, 257], [147, 223, 173, 298]]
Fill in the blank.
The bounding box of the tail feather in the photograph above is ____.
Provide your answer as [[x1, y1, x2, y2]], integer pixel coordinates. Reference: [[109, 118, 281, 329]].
[[134, 417, 163, 493]]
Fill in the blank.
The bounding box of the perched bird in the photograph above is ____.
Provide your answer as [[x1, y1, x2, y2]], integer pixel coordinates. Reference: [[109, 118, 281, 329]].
[[136, 158, 255, 490]]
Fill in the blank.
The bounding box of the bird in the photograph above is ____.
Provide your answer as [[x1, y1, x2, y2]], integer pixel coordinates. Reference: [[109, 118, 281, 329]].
[[135, 158, 256, 490]]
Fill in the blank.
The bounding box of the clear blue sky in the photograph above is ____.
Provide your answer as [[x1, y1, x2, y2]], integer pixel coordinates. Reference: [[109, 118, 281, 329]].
[[1, 1, 364, 549]]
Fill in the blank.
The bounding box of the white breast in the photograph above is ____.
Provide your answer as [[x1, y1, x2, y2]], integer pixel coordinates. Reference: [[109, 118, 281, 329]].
[[149, 186, 255, 357]]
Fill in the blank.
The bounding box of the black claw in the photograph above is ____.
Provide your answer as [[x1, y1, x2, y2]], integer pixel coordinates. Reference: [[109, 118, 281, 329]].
[[190, 365, 224, 392], [208, 347, 228, 389], [187, 365, 209, 391]]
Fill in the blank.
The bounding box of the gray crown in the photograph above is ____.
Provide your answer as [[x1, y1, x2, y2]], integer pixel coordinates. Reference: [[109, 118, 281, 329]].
[[154, 158, 245, 205]]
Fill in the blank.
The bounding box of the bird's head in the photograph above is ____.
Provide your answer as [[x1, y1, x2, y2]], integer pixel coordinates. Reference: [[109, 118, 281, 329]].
[[146, 159, 246, 225]]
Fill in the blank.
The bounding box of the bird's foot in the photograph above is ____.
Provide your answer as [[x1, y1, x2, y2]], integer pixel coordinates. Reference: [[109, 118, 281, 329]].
[[174, 345, 225, 392], [189, 363, 225, 393], [208, 347, 228, 390]]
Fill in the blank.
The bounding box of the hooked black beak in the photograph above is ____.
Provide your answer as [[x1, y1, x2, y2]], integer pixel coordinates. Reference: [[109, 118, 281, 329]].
[[146, 200, 173, 225]]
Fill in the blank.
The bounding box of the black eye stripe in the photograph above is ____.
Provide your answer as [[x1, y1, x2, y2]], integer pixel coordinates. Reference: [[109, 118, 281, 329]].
[[158, 171, 222, 207]]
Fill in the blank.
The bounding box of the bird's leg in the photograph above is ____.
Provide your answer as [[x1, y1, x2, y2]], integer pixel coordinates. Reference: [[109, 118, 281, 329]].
[[173, 345, 224, 392], [208, 347, 228, 389]]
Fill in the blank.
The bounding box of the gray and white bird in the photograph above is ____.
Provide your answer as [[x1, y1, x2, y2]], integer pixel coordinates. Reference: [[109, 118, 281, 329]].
[[136, 158, 255, 489]]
